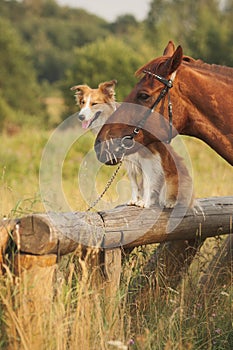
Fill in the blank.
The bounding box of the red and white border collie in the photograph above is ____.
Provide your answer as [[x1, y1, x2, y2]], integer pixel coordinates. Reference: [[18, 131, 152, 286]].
[[71, 81, 194, 209], [71, 80, 118, 129]]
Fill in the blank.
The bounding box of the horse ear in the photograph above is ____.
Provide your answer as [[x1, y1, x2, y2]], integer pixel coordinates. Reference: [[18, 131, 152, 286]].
[[166, 45, 183, 73], [163, 41, 176, 56], [99, 80, 117, 98]]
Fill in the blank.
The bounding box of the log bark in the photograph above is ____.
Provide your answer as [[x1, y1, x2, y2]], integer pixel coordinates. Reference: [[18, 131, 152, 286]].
[[10, 197, 232, 255], [12, 254, 57, 350], [100, 248, 122, 330]]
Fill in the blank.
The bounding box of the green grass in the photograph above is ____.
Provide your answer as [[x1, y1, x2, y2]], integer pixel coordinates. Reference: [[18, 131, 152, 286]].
[[182, 136, 232, 198], [0, 126, 232, 349], [0, 128, 232, 216]]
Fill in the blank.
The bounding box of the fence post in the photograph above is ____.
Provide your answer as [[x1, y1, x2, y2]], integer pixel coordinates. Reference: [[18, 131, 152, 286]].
[[13, 253, 57, 349]]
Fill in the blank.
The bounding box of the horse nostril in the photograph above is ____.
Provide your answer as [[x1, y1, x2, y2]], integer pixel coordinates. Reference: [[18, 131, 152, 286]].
[[78, 114, 85, 121]]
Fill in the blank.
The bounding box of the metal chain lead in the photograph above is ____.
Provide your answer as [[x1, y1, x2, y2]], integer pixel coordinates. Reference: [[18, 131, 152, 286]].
[[86, 154, 124, 212]]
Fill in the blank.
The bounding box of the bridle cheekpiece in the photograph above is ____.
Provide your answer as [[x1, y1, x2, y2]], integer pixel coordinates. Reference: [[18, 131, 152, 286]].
[[120, 69, 176, 151]]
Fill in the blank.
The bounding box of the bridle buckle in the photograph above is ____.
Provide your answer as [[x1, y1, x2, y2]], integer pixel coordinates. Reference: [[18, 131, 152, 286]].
[[120, 135, 135, 150]]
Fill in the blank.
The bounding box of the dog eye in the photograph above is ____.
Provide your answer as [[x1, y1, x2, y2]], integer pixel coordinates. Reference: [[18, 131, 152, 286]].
[[138, 93, 150, 101], [91, 102, 98, 106]]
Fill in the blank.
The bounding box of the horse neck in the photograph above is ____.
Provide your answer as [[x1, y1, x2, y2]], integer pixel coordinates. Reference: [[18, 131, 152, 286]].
[[172, 64, 233, 165]]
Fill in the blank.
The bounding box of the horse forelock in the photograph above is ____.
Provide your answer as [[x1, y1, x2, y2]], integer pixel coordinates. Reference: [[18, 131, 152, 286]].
[[135, 57, 169, 78]]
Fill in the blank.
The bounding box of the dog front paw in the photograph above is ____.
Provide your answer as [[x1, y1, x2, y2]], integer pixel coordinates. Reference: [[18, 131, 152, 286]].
[[127, 199, 151, 208], [160, 197, 177, 209], [127, 199, 137, 206], [135, 199, 147, 208], [127, 199, 146, 208]]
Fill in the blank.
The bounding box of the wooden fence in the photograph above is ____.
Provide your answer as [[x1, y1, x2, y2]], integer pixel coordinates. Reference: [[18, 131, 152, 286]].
[[1, 196, 232, 290]]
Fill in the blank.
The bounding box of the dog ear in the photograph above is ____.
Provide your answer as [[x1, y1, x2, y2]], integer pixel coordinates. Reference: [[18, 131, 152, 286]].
[[70, 85, 90, 106], [98, 80, 117, 99], [70, 85, 89, 96]]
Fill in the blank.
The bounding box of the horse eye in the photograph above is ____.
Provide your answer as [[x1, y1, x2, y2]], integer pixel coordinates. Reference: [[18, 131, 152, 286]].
[[138, 93, 150, 101]]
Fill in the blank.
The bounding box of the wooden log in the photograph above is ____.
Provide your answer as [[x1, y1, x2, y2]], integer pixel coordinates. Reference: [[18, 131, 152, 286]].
[[10, 197, 233, 255], [74, 247, 121, 297], [103, 248, 121, 297], [103, 248, 121, 328], [12, 211, 104, 255], [14, 253, 57, 275], [94, 248, 122, 330], [73, 246, 121, 334], [13, 254, 57, 350]]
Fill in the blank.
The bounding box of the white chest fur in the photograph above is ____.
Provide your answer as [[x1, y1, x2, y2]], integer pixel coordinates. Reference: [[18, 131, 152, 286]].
[[124, 151, 164, 208]]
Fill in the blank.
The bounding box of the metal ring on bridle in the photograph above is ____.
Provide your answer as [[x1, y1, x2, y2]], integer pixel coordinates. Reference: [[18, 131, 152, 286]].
[[120, 135, 135, 150]]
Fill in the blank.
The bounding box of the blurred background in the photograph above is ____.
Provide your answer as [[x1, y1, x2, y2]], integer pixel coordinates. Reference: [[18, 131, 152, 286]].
[[0, 0, 232, 215]]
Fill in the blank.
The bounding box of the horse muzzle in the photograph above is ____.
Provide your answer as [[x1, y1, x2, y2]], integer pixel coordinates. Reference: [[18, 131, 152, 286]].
[[94, 137, 125, 165]]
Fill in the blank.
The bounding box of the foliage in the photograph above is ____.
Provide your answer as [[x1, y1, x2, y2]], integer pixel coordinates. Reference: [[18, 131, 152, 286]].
[[0, 0, 233, 129], [0, 16, 46, 125], [109, 14, 140, 34], [146, 0, 233, 64], [63, 36, 154, 115], [0, 0, 109, 83]]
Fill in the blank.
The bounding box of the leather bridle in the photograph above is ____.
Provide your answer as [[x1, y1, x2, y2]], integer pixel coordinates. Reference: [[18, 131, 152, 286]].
[[120, 70, 175, 151]]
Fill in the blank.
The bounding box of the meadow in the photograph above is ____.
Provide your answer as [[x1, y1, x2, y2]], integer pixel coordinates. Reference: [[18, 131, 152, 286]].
[[0, 122, 232, 349]]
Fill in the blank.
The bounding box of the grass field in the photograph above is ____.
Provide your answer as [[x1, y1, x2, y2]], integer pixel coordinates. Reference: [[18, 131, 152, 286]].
[[0, 125, 232, 349], [0, 127, 232, 215]]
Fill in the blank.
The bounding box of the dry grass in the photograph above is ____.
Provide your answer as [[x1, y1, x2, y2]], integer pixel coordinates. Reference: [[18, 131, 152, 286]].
[[0, 247, 232, 349]]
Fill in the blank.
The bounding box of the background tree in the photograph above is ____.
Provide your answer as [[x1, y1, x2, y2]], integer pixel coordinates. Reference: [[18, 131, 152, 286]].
[[186, 0, 230, 63], [145, 0, 233, 65], [0, 0, 232, 128], [63, 36, 154, 115], [110, 14, 139, 35], [0, 17, 45, 120]]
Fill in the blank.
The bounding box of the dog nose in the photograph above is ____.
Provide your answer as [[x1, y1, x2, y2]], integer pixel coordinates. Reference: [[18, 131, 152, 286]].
[[78, 114, 85, 121]]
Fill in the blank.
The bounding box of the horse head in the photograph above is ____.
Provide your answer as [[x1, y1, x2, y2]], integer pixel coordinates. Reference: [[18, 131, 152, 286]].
[[95, 41, 183, 165], [94, 103, 155, 165]]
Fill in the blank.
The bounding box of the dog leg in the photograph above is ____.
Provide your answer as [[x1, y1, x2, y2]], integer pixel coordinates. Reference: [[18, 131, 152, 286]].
[[125, 158, 142, 206], [127, 169, 140, 205], [159, 178, 177, 208], [139, 156, 163, 208]]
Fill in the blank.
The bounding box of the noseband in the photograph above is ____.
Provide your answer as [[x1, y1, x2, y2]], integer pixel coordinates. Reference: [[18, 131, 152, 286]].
[[120, 70, 175, 151]]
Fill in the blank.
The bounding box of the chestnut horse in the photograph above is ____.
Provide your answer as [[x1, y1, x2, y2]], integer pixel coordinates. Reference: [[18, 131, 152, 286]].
[[95, 41, 233, 166]]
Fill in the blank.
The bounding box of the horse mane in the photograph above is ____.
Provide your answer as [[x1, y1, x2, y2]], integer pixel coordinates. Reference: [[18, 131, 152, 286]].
[[136, 54, 233, 80], [183, 56, 233, 79]]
